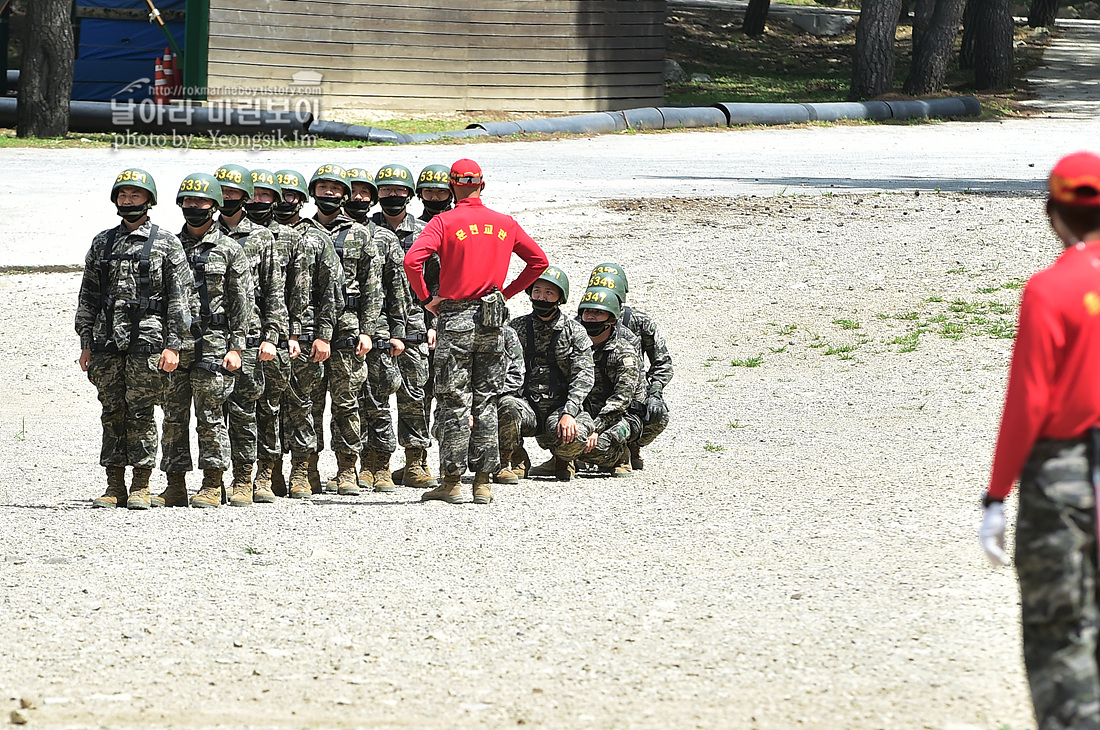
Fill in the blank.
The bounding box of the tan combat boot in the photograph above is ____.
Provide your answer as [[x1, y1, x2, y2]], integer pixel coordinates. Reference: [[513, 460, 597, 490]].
[[151, 472, 188, 508], [253, 460, 276, 503], [271, 456, 287, 497], [229, 463, 254, 506], [493, 449, 519, 485], [288, 457, 312, 499], [391, 464, 405, 485], [126, 467, 153, 510], [190, 470, 224, 509], [629, 443, 644, 470], [512, 447, 531, 479], [612, 447, 633, 478], [402, 447, 438, 489], [473, 472, 493, 504], [555, 458, 575, 482], [357, 450, 376, 490], [336, 452, 360, 496], [372, 450, 396, 493], [528, 455, 558, 478], [92, 466, 128, 508], [307, 452, 323, 495], [421, 474, 463, 503]]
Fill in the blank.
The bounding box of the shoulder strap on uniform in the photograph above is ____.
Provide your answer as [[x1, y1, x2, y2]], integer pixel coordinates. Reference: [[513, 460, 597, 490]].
[[333, 228, 350, 254], [621, 305, 632, 328]]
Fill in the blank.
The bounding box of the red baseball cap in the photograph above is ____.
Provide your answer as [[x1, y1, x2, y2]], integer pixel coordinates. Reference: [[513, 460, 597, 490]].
[[1049, 152, 1100, 207], [450, 159, 483, 186]]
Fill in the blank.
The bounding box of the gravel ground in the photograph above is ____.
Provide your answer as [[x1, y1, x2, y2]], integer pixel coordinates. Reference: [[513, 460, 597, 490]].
[[0, 191, 1046, 729]]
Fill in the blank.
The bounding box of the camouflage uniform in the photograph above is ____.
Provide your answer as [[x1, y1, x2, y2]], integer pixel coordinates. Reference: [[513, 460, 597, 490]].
[[161, 225, 253, 473], [220, 216, 284, 470], [310, 215, 384, 459], [1014, 439, 1100, 730], [501, 311, 595, 462], [76, 221, 193, 468], [621, 305, 673, 448], [583, 324, 644, 468]]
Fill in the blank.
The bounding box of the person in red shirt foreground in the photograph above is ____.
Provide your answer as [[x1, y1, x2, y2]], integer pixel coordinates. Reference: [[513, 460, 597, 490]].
[[982, 151, 1100, 730], [403, 159, 548, 504]]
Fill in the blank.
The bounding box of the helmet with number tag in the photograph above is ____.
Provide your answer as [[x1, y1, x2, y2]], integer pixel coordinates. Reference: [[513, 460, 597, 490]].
[[308, 164, 351, 197], [111, 168, 157, 206], [577, 286, 621, 320], [587, 269, 627, 303], [375, 164, 415, 193], [214, 164, 253, 198], [590, 263, 628, 296], [275, 169, 308, 200], [345, 167, 378, 202], [527, 265, 570, 304], [176, 172, 224, 208], [416, 164, 451, 193], [249, 169, 282, 201]]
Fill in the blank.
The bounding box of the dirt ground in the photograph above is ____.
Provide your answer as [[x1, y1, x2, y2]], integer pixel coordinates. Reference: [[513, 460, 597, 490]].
[[0, 191, 1044, 729]]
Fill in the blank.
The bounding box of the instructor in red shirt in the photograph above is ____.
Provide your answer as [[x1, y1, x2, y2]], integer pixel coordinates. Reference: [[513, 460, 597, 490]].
[[404, 159, 548, 504], [983, 151, 1100, 730]]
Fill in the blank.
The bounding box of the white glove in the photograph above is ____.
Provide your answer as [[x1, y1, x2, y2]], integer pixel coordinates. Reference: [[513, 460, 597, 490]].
[[980, 501, 1010, 566]]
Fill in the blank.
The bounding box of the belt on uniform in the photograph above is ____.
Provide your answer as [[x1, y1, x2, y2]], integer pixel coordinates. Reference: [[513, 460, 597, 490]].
[[332, 337, 358, 350], [246, 336, 262, 348], [438, 298, 482, 313]]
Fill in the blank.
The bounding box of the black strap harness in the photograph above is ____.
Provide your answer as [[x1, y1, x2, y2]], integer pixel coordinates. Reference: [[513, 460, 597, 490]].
[[92, 224, 165, 355], [188, 245, 233, 376], [331, 228, 360, 312]]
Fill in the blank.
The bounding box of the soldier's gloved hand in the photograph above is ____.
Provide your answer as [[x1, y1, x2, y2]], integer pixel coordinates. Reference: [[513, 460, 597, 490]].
[[646, 395, 668, 421], [980, 501, 1010, 566]]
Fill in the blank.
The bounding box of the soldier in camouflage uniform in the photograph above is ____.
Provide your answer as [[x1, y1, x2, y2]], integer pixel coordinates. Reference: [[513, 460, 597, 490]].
[[214, 164, 287, 506], [271, 169, 339, 499], [500, 266, 595, 483], [245, 168, 303, 500], [417, 163, 454, 223], [575, 286, 644, 471], [77, 169, 193, 510], [588, 263, 672, 471], [156, 173, 253, 509], [308, 164, 384, 495]]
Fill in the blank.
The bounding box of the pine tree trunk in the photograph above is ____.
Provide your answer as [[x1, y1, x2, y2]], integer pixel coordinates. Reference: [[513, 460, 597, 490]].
[[972, 0, 1014, 89], [960, 0, 978, 68], [904, 0, 967, 94], [851, 0, 904, 99], [912, 0, 935, 49], [1028, 0, 1058, 27], [742, 0, 772, 37], [16, 0, 73, 138]]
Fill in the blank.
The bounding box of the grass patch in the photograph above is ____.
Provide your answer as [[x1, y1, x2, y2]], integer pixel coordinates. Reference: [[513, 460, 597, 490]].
[[833, 318, 861, 330], [728, 420, 747, 429], [731, 354, 765, 367], [703, 442, 726, 453], [824, 343, 858, 356]]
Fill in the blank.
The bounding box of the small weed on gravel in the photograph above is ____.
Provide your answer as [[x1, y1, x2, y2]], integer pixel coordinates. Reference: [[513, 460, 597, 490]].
[[731, 355, 764, 367], [703, 443, 725, 452]]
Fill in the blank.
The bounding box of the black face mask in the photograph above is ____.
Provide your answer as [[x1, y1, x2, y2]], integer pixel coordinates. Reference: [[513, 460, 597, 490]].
[[343, 200, 373, 220], [273, 200, 301, 223], [421, 196, 452, 215], [530, 299, 559, 318], [380, 194, 409, 216], [116, 203, 149, 223], [244, 201, 274, 222], [314, 195, 345, 215], [220, 198, 245, 217], [581, 319, 611, 337], [182, 206, 216, 227]]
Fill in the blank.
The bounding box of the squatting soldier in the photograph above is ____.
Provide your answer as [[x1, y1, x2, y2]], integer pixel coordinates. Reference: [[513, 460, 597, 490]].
[[981, 151, 1100, 730], [77, 169, 193, 510], [214, 164, 286, 506], [500, 266, 595, 483], [245, 168, 303, 501], [404, 158, 549, 505], [493, 318, 526, 484], [156, 173, 252, 508], [308, 164, 383, 495], [575, 286, 644, 473], [272, 169, 339, 499], [364, 163, 436, 491], [588, 263, 672, 471], [416, 163, 454, 223]]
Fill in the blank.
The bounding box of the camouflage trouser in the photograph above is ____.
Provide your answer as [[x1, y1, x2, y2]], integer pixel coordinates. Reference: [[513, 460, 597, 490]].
[[498, 396, 592, 461], [257, 349, 290, 460], [358, 349, 402, 453], [1016, 438, 1100, 730], [283, 352, 323, 459], [310, 346, 366, 456], [424, 348, 435, 439], [433, 303, 504, 477], [583, 413, 643, 468], [227, 347, 264, 466], [86, 351, 164, 468], [397, 344, 431, 449], [635, 395, 670, 448], [160, 350, 236, 472]]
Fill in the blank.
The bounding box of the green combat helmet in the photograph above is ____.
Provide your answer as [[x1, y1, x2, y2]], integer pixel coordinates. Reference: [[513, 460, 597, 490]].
[[577, 285, 622, 320], [176, 172, 224, 207], [344, 167, 378, 221], [345, 167, 378, 202], [416, 164, 451, 193], [528, 265, 570, 303], [590, 263, 628, 297], [587, 268, 627, 303], [111, 168, 158, 205], [308, 164, 350, 197], [245, 169, 282, 223], [213, 164, 254, 197], [375, 164, 415, 192], [249, 169, 282, 201], [273, 169, 308, 224]]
